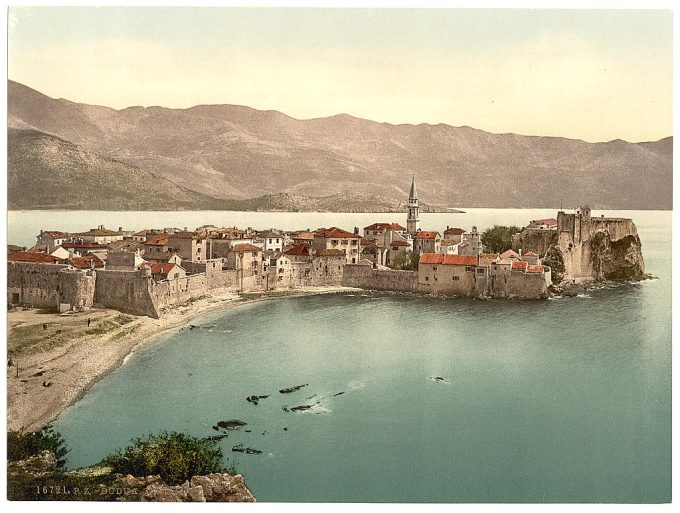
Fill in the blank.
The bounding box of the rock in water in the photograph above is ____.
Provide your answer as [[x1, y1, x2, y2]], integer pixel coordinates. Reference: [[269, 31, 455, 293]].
[[217, 420, 247, 430], [279, 384, 308, 394]]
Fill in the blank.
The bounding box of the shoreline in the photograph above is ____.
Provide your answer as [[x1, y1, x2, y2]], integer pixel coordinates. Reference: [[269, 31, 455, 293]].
[[7, 286, 358, 432]]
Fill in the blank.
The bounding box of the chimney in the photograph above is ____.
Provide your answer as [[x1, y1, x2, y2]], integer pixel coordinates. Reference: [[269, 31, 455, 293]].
[[118, 226, 123, 232]]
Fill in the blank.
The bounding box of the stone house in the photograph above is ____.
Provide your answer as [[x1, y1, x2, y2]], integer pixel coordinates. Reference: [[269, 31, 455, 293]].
[[443, 227, 465, 243], [144, 235, 170, 255], [37, 230, 70, 247], [413, 231, 441, 255], [257, 230, 284, 253], [69, 255, 105, 270], [386, 239, 411, 267], [439, 239, 460, 255], [61, 242, 109, 260], [168, 232, 207, 262], [76, 226, 125, 244], [227, 243, 262, 277], [312, 227, 361, 264], [105, 250, 146, 270], [138, 262, 187, 282], [418, 253, 483, 296]]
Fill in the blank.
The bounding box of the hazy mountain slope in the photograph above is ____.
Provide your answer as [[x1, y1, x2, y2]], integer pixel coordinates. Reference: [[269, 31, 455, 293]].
[[8, 80, 673, 209], [7, 129, 226, 210]]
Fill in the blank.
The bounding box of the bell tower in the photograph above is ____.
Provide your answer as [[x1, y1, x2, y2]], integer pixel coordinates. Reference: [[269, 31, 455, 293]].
[[406, 176, 420, 233]]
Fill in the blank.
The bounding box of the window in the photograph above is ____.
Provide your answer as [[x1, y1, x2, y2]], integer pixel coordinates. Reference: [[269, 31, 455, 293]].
[[477, 268, 485, 274], [452, 276, 459, 281], [268, 239, 272, 244], [465, 266, 473, 272], [432, 266, 438, 271], [425, 276, 429, 281]]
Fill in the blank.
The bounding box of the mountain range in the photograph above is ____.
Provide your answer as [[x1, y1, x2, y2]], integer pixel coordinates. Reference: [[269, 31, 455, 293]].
[[7, 80, 673, 211]]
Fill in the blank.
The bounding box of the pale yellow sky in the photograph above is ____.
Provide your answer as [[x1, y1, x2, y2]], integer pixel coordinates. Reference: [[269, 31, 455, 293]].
[[8, 7, 673, 142]]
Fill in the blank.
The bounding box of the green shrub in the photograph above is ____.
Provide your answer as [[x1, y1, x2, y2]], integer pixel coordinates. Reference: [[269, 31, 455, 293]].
[[7, 424, 69, 469], [101, 431, 227, 485], [481, 225, 523, 253]]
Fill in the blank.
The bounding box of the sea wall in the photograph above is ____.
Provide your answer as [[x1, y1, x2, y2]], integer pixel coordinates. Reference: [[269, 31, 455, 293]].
[[342, 265, 419, 292], [291, 258, 345, 288], [490, 269, 550, 299]]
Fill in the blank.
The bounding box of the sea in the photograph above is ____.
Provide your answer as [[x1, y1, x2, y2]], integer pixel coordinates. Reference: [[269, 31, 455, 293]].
[[8, 209, 672, 503]]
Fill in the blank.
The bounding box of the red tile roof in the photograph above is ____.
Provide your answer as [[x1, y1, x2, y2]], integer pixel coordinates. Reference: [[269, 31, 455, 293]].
[[69, 255, 105, 269], [500, 249, 521, 260], [290, 231, 315, 240], [233, 243, 261, 253], [512, 261, 529, 270], [532, 218, 558, 226], [8, 251, 60, 264], [169, 231, 201, 240], [390, 240, 410, 247], [42, 231, 69, 239], [62, 242, 109, 250], [284, 244, 314, 256], [443, 227, 465, 235], [77, 228, 119, 236], [139, 262, 177, 275], [364, 223, 406, 231], [524, 252, 539, 257], [419, 253, 477, 266], [314, 227, 359, 239], [527, 265, 546, 273], [145, 236, 170, 246], [414, 231, 440, 239]]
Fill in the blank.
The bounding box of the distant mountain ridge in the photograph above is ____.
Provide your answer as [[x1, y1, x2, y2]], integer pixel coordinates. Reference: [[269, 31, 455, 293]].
[[7, 80, 673, 210]]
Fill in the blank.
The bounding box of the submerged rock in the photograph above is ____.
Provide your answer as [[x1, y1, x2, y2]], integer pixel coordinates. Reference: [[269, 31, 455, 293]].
[[216, 420, 247, 430], [279, 384, 308, 394]]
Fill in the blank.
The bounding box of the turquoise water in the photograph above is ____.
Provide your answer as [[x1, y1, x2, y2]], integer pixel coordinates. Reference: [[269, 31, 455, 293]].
[[47, 211, 671, 502]]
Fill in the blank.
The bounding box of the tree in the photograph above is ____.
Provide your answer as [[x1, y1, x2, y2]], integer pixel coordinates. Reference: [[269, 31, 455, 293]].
[[7, 423, 70, 470], [481, 225, 522, 254], [391, 250, 419, 270]]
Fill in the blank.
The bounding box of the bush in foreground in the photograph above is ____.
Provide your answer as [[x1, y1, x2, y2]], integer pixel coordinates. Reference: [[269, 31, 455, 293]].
[[7, 424, 69, 470], [102, 431, 227, 485]]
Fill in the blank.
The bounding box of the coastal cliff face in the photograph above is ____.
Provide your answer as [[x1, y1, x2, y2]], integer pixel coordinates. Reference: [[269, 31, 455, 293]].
[[590, 232, 646, 281], [552, 209, 645, 284]]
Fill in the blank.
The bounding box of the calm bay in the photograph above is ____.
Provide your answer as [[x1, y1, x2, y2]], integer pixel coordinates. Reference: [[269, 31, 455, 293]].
[[8, 209, 671, 502]]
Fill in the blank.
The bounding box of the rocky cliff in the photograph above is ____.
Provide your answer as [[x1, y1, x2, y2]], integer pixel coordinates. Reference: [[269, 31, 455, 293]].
[[512, 209, 646, 285], [7, 450, 256, 502]]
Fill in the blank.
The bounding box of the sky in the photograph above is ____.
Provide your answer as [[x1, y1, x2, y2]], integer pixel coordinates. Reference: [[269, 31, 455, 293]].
[[7, 6, 673, 142]]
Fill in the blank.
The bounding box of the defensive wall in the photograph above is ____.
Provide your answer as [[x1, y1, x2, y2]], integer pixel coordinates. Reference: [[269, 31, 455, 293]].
[[8, 262, 96, 312], [342, 265, 419, 293], [343, 262, 549, 299]]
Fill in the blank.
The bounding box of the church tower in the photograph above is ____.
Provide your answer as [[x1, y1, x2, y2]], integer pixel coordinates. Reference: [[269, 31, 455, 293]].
[[406, 176, 420, 233]]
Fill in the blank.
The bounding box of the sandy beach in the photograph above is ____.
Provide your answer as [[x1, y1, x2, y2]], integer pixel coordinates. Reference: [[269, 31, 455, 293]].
[[7, 286, 356, 432]]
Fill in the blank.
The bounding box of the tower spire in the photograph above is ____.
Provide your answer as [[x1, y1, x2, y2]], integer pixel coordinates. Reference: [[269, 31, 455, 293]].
[[407, 175, 420, 233]]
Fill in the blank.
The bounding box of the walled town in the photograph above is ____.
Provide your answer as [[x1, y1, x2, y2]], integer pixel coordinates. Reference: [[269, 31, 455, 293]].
[[7, 178, 645, 318]]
